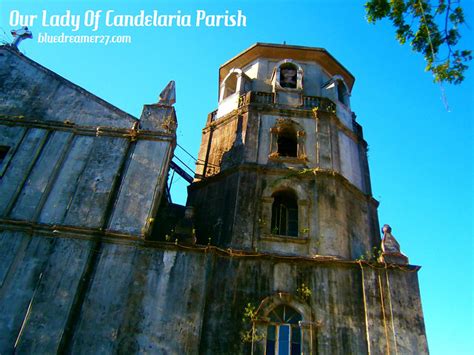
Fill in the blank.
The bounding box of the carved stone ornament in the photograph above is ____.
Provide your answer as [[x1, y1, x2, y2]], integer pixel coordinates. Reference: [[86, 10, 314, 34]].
[[276, 118, 293, 126], [158, 80, 176, 106], [378, 224, 409, 265], [174, 206, 196, 245], [10, 26, 32, 48]]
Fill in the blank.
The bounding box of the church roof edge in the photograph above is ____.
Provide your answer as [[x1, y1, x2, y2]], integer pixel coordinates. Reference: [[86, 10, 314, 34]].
[[219, 42, 355, 95], [0, 45, 138, 123]]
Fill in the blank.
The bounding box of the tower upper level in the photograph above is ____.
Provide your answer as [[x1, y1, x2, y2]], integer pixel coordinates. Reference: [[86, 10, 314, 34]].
[[215, 43, 355, 129], [196, 43, 369, 196]]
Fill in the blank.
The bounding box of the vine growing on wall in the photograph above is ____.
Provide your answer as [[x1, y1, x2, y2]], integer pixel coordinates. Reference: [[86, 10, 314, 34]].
[[240, 303, 265, 346]]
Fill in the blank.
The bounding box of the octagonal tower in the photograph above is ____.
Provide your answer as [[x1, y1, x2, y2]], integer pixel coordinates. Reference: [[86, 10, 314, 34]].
[[188, 43, 380, 260]]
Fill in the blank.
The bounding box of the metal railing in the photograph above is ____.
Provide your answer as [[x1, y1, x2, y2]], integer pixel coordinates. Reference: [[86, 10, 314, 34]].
[[209, 91, 337, 122]]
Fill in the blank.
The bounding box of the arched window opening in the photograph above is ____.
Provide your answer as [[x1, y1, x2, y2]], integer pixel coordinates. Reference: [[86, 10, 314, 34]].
[[277, 127, 297, 157], [279, 63, 298, 89], [266, 305, 302, 355], [271, 190, 298, 237], [222, 72, 239, 100], [337, 80, 348, 105]]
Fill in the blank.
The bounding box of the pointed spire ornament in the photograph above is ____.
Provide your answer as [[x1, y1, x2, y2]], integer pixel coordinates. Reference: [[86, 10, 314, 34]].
[[158, 80, 176, 106]]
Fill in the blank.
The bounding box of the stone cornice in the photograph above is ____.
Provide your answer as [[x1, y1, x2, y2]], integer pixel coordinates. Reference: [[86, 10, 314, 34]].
[[190, 163, 379, 208], [0, 116, 176, 142], [0, 219, 419, 271]]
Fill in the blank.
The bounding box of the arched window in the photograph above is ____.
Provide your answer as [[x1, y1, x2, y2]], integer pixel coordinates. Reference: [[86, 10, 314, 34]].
[[337, 80, 348, 105], [266, 305, 302, 355], [322, 75, 350, 108], [271, 190, 298, 237], [222, 72, 239, 100], [277, 127, 297, 157], [279, 63, 298, 89]]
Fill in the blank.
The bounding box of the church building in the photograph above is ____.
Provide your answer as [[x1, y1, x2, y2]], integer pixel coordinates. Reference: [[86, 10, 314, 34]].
[[0, 41, 428, 354]]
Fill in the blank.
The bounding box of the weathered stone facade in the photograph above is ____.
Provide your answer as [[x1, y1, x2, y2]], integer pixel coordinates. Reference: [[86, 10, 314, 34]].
[[189, 44, 378, 259], [0, 43, 428, 354]]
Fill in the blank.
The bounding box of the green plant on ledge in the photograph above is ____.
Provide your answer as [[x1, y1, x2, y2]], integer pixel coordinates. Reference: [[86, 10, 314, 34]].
[[297, 283, 312, 302], [356, 246, 382, 263]]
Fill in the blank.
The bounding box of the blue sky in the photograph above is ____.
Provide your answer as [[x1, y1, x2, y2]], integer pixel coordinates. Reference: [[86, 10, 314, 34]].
[[1, 0, 473, 353]]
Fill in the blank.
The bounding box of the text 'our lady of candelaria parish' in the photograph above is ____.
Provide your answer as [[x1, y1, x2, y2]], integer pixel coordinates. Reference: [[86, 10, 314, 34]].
[[10, 9, 247, 31]]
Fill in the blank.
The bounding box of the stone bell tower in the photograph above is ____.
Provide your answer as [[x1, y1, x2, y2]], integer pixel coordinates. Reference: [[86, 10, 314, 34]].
[[188, 43, 380, 259]]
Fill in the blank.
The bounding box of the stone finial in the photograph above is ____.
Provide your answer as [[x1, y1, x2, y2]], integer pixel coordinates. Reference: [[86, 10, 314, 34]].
[[140, 81, 177, 132], [158, 80, 176, 106], [379, 224, 409, 265], [381, 224, 400, 253], [11, 26, 33, 49], [173, 206, 196, 245]]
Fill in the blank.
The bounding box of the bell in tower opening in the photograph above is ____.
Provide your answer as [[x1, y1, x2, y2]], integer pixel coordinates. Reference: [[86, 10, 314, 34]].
[[279, 63, 298, 89]]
